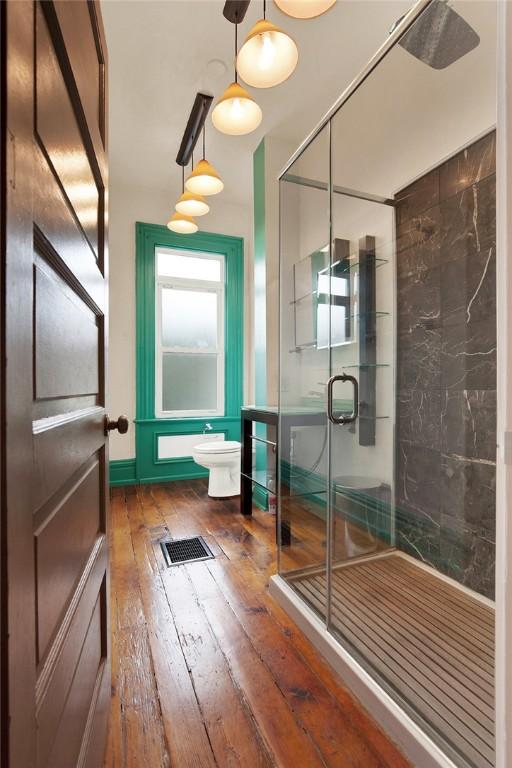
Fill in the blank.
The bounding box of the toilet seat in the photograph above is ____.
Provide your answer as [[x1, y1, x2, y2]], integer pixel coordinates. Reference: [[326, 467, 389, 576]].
[[194, 440, 241, 455]]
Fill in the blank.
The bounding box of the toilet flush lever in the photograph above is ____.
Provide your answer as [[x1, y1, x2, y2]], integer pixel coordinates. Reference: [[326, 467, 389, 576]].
[[105, 415, 129, 435]]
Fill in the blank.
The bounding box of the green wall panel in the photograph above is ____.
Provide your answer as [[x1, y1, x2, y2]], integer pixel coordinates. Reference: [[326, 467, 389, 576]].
[[133, 222, 244, 485]]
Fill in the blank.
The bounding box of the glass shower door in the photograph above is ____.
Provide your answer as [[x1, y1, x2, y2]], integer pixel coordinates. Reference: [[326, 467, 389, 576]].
[[278, 125, 331, 620], [324, 3, 497, 767], [278, 3, 497, 762], [327, 193, 396, 583]]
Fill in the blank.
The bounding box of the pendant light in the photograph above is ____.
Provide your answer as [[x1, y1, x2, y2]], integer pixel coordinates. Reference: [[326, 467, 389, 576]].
[[237, 0, 298, 89], [176, 145, 210, 216], [167, 212, 198, 234], [212, 21, 262, 135], [168, 164, 199, 233], [185, 136, 224, 196], [274, 0, 336, 19]]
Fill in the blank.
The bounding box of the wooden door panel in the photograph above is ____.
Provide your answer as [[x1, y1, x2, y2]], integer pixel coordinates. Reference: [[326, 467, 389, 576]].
[[52, 1, 106, 151], [2, 1, 111, 767], [34, 257, 100, 399], [35, 3, 101, 258], [33, 160, 105, 313], [47, 594, 104, 768], [32, 413, 106, 512], [35, 457, 101, 664], [36, 546, 108, 768]]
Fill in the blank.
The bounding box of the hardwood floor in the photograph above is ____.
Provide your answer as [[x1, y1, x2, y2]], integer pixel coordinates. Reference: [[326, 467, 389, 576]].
[[104, 480, 410, 768]]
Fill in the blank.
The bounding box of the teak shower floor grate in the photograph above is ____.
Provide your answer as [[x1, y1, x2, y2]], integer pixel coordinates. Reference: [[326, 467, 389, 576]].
[[290, 553, 495, 768]]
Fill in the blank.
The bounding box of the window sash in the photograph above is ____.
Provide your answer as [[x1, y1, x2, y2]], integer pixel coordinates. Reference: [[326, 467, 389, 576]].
[[155, 251, 225, 418], [159, 285, 220, 354], [160, 352, 221, 416], [156, 247, 224, 284]]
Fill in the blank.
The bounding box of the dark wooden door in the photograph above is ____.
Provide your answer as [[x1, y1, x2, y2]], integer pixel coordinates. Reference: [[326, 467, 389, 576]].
[[2, 2, 113, 767]]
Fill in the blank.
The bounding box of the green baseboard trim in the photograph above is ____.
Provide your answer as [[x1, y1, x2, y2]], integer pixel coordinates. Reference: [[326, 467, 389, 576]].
[[109, 458, 210, 487], [253, 485, 269, 511], [138, 468, 209, 484], [110, 459, 137, 487]]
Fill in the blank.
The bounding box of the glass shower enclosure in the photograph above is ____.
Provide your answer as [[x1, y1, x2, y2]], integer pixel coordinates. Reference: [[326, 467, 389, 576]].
[[277, 2, 497, 766]]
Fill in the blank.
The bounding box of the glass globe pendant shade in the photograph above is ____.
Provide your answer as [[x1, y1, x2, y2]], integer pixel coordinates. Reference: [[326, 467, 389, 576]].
[[175, 190, 210, 217], [237, 19, 298, 88], [212, 82, 263, 135], [167, 212, 198, 234], [274, 0, 336, 19], [185, 159, 224, 196]]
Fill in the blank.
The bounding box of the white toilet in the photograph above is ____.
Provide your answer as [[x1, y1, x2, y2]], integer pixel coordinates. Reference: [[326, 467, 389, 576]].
[[192, 440, 241, 498]]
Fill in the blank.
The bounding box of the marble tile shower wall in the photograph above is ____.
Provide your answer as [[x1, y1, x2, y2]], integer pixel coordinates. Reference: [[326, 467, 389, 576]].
[[395, 131, 496, 599]]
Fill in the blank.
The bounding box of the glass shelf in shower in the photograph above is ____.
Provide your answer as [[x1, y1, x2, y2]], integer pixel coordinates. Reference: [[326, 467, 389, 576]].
[[339, 363, 390, 369], [289, 341, 318, 353], [350, 311, 389, 319], [289, 293, 390, 319], [336, 257, 388, 273]]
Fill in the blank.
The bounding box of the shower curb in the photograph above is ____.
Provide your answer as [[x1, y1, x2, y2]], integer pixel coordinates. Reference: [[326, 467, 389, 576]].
[[269, 574, 458, 768]]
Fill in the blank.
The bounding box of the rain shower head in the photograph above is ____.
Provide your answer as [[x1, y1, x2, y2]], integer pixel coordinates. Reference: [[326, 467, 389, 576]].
[[392, 0, 480, 70]]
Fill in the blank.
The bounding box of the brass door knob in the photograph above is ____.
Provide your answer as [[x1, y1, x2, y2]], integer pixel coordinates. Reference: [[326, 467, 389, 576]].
[[105, 415, 129, 435]]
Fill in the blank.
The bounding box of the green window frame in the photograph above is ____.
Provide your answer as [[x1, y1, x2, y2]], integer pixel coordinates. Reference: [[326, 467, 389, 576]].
[[135, 222, 244, 484]]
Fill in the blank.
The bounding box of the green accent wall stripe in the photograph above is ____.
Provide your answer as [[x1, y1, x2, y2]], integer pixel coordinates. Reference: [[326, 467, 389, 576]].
[[134, 223, 244, 485]]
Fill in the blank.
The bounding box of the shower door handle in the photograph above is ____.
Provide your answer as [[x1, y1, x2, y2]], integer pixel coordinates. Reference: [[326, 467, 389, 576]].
[[327, 374, 359, 425]]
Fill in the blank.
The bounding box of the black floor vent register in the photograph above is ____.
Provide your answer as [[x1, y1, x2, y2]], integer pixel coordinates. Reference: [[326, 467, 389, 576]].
[[160, 536, 214, 567]]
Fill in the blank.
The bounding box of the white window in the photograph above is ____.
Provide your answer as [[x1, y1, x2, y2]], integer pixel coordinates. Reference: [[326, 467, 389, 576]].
[[155, 247, 225, 418]]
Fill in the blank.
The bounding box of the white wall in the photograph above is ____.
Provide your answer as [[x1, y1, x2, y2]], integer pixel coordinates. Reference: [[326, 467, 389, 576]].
[[108, 180, 253, 460]]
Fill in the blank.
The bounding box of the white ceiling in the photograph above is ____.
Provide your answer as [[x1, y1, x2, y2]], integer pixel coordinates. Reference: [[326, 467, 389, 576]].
[[290, 0, 496, 196], [101, 0, 411, 205]]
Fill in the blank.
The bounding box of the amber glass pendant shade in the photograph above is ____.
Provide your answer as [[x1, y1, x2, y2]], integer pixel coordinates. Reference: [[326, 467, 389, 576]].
[[185, 159, 224, 196], [212, 81, 263, 135], [274, 0, 336, 19], [175, 190, 210, 217], [167, 212, 198, 234], [237, 18, 298, 88]]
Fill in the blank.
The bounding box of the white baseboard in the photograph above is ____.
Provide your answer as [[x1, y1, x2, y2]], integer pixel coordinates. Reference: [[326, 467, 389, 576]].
[[269, 574, 458, 768]]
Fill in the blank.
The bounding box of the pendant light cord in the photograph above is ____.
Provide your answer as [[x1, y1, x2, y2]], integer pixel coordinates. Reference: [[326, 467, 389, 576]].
[[181, 164, 184, 193], [234, 22, 238, 83], [202, 125, 205, 160], [263, 0, 266, 19]]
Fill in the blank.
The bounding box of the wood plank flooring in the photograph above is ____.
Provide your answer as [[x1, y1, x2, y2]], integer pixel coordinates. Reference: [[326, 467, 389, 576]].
[[104, 480, 410, 768], [291, 554, 495, 768]]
